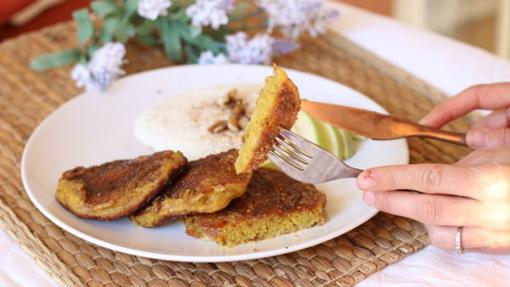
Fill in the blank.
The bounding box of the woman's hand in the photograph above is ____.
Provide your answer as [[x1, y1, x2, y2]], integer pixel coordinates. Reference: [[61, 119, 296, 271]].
[[356, 83, 510, 253], [357, 149, 510, 253], [421, 82, 510, 149]]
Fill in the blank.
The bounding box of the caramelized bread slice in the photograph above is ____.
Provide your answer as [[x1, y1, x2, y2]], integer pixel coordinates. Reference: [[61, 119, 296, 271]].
[[184, 168, 326, 247], [132, 149, 251, 227], [56, 150, 187, 220], [235, 65, 301, 174]]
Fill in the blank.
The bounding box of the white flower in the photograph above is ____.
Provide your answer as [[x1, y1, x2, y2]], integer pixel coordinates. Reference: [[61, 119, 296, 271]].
[[258, 0, 338, 38], [138, 0, 171, 20], [70, 42, 126, 92], [71, 64, 94, 90], [259, 0, 307, 38], [226, 32, 274, 64], [306, 6, 339, 36], [197, 34, 296, 65], [197, 51, 229, 64], [186, 0, 234, 29]]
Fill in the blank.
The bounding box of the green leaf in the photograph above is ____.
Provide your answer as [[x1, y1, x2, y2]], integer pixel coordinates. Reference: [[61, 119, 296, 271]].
[[87, 44, 100, 58], [137, 33, 158, 46], [125, 0, 139, 17], [184, 45, 199, 64], [136, 20, 157, 35], [30, 49, 81, 71], [73, 9, 94, 44], [169, 9, 188, 22], [186, 34, 222, 53], [205, 26, 235, 42], [115, 25, 129, 42], [126, 24, 136, 38], [91, 0, 118, 17], [101, 16, 119, 42], [189, 25, 202, 37], [136, 20, 158, 46], [160, 19, 182, 61], [177, 21, 223, 53], [111, 17, 134, 43]]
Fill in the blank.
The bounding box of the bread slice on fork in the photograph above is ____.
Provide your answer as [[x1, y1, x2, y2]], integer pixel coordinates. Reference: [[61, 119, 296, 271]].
[[235, 65, 301, 174]]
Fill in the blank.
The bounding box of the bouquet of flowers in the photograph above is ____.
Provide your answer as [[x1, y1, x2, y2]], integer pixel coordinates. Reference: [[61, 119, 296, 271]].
[[30, 0, 338, 92]]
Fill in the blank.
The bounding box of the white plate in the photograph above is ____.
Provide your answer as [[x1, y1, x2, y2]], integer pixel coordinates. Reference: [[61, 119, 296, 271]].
[[21, 65, 408, 262]]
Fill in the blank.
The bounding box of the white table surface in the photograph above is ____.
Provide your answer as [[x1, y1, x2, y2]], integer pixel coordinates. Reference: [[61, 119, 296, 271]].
[[3, 2, 510, 286]]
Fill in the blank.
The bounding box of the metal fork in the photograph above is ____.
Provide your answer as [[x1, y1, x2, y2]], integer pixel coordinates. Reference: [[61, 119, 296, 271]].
[[268, 129, 362, 184]]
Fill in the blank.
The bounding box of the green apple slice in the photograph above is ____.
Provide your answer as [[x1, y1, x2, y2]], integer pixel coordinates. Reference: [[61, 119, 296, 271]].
[[291, 111, 320, 145], [318, 122, 341, 156], [259, 111, 319, 169], [308, 113, 358, 159], [259, 111, 360, 169], [307, 114, 340, 157], [334, 128, 355, 159]]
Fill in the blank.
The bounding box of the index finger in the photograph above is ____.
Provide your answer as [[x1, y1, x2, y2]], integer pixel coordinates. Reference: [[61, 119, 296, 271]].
[[471, 108, 510, 129], [420, 83, 510, 128], [356, 164, 482, 199]]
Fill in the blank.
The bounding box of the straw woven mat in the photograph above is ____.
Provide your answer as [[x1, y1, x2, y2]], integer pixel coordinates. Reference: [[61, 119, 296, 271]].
[[0, 22, 472, 287]]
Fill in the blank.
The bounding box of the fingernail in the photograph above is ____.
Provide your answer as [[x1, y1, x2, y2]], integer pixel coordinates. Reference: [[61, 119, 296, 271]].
[[467, 128, 487, 148], [363, 192, 374, 205], [358, 170, 376, 190]]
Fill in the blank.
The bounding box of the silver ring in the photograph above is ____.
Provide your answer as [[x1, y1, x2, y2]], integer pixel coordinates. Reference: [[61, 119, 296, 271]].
[[455, 226, 464, 255]]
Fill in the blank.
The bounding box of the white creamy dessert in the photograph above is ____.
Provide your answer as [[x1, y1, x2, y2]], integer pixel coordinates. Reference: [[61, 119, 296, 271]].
[[134, 84, 260, 160], [135, 84, 359, 161]]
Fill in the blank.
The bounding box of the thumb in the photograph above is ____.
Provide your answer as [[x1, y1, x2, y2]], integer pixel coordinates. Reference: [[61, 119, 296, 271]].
[[466, 128, 510, 148]]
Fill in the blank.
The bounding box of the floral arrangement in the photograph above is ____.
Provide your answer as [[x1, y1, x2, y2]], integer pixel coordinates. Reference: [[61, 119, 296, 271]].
[[30, 0, 338, 92]]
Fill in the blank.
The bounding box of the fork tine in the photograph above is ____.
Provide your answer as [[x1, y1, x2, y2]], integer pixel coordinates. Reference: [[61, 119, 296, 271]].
[[279, 129, 319, 156], [269, 150, 304, 172], [271, 129, 362, 184], [274, 136, 310, 164], [271, 145, 306, 170]]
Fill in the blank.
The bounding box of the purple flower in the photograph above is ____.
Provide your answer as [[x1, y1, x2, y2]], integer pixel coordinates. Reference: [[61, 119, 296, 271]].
[[197, 51, 229, 64], [186, 0, 235, 29], [226, 32, 274, 64], [138, 0, 171, 20], [272, 38, 300, 55], [71, 42, 126, 92], [258, 0, 339, 38]]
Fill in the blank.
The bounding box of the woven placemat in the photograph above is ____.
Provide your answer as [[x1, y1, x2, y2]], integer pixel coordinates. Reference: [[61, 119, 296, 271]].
[[0, 22, 473, 287]]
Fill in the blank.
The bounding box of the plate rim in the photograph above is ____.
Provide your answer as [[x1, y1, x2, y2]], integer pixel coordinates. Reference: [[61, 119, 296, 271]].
[[21, 64, 409, 262]]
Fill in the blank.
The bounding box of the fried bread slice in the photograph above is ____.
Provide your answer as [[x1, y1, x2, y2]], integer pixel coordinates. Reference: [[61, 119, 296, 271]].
[[56, 150, 187, 220], [184, 168, 326, 247], [235, 65, 301, 174], [132, 149, 251, 227]]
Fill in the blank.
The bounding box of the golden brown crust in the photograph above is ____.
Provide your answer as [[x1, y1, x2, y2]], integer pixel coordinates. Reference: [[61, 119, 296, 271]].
[[235, 65, 301, 174], [131, 149, 252, 227], [246, 80, 300, 171], [56, 150, 187, 220], [184, 168, 326, 246]]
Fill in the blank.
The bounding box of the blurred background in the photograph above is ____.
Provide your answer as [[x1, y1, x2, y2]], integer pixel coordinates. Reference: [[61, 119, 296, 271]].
[[0, 0, 508, 59]]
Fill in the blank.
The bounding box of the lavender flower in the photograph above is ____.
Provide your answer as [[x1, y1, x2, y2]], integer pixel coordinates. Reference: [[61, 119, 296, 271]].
[[71, 42, 126, 92], [71, 64, 94, 90], [226, 32, 274, 64], [138, 0, 172, 20], [197, 51, 230, 64], [186, 0, 234, 29], [258, 0, 338, 38], [307, 7, 340, 36], [198, 32, 298, 65], [272, 38, 300, 56]]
